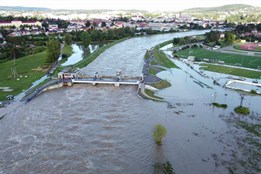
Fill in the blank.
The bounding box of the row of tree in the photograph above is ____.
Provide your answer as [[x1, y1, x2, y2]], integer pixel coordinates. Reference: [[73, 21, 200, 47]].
[[173, 36, 202, 45], [204, 30, 236, 45]]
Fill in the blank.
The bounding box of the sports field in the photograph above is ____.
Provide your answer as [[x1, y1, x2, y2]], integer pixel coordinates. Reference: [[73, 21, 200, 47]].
[[200, 63, 261, 79], [236, 43, 261, 52], [175, 48, 261, 69]]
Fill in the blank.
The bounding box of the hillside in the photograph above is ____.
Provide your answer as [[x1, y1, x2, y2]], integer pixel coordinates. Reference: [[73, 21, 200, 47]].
[[184, 4, 253, 12], [0, 6, 51, 11], [182, 4, 261, 22]]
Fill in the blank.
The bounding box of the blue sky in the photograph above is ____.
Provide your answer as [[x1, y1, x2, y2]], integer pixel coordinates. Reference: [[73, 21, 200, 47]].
[[1, 0, 261, 11]]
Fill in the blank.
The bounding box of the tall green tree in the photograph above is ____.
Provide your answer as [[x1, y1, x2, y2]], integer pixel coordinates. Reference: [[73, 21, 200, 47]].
[[225, 32, 236, 44], [81, 31, 91, 48], [85, 20, 91, 28], [46, 37, 60, 63], [64, 33, 72, 45]]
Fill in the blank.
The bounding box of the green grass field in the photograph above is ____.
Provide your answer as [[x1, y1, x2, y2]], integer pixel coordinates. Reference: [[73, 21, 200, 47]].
[[62, 44, 73, 57], [153, 50, 177, 69], [144, 50, 150, 60], [60, 44, 73, 64], [201, 63, 261, 79], [0, 51, 48, 100], [176, 48, 261, 69]]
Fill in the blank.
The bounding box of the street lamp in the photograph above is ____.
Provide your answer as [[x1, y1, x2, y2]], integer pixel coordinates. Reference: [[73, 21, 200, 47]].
[[239, 94, 246, 107], [212, 92, 217, 103]]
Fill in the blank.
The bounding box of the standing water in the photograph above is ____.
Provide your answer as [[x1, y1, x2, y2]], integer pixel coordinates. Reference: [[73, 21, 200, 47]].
[[62, 44, 101, 66], [0, 30, 260, 174]]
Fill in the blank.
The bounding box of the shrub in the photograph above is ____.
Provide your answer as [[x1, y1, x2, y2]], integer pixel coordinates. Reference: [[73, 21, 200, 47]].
[[212, 102, 228, 109], [250, 90, 257, 94], [234, 106, 250, 115], [153, 161, 175, 174], [153, 124, 167, 145]]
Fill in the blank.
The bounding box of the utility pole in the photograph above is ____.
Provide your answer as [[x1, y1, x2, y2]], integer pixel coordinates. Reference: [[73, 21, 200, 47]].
[[12, 47, 17, 78]]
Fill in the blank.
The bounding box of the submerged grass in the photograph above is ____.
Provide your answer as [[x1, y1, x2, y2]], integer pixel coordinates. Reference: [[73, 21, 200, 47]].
[[212, 102, 228, 109], [144, 89, 163, 100], [200, 63, 261, 79], [151, 80, 171, 89], [237, 121, 261, 137]]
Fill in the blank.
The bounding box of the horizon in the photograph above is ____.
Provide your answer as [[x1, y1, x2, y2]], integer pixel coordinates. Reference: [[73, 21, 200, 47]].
[[0, 0, 261, 11]]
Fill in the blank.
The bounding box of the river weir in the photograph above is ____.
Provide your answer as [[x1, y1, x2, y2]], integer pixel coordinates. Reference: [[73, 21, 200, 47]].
[[0, 30, 260, 174]]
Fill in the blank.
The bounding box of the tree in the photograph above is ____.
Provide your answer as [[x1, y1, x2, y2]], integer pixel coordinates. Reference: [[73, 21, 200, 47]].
[[64, 33, 72, 45], [153, 124, 167, 145], [93, 22, 97, 28], [257, 23, 261, 32], [85, 20, 91, 28], [225, 32, 236, 44], [204, 31, 221, 43], [81, 31, 91, 47], [101, 21, 106, 28], [173, 38, 181, 45], [46, 37, 60, 63]]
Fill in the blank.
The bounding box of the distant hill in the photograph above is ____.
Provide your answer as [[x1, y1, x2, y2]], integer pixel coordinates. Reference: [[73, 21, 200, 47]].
[[183, 4, 254, 12], [0, 6, 147, 13], [0, 6, 51, 11], [181, 4, 261, 22]]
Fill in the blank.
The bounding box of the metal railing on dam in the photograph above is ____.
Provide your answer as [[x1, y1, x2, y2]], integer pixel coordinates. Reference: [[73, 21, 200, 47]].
[[72, 78, 140, 87]]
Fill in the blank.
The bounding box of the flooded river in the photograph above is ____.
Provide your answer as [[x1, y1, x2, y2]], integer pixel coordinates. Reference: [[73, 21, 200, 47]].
[[0, 30, 260, 174], [81, 30, 209, 77]]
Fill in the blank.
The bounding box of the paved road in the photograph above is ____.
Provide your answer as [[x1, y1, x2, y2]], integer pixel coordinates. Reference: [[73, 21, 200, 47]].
[[142, 50, 161, 83]]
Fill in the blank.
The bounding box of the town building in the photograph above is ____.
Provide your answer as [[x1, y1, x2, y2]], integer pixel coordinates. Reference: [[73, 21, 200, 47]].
[[0, 20, 42, 28]]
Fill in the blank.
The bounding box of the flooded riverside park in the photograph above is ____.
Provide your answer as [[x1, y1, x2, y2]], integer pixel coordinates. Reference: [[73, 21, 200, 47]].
[[0, 30, 260, 174]]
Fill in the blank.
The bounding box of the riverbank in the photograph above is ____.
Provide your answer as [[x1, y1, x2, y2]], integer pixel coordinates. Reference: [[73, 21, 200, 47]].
[[141, 40, 178, 100], [0, 51, 49, 101]]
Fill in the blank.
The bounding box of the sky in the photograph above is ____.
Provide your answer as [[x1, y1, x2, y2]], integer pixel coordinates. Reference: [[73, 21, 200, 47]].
[[1, 0, 261, 11]]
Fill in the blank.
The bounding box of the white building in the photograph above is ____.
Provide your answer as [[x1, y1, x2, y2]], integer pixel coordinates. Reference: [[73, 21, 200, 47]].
[[0, 20, 42, 28]]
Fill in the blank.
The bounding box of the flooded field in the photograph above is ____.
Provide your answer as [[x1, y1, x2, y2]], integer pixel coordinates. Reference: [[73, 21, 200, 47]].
[[0, 30, 260, 174]]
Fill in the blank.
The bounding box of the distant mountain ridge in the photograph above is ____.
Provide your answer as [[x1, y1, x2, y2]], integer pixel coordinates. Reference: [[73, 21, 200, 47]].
[[183, 4, 254, 12], [0, 6, 51, 11]]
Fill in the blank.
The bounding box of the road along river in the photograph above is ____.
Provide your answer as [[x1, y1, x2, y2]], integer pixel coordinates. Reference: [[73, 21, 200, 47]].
[[0, 30, 260, 174]]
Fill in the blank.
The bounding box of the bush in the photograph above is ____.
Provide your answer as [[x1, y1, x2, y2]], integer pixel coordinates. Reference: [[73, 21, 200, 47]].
[[153, 124, 167, 145], [212, 102, 228, 109], [62, 54, 68, 58], [153, 161, 175, 174], [250, 90, 257, 94], [234, 106, 250, 115]]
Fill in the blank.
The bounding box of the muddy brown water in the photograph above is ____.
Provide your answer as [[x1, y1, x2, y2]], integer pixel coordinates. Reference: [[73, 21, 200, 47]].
[[0, 30, 260, 174]]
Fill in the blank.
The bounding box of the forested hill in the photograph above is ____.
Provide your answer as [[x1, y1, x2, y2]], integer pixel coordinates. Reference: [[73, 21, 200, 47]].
[[181, 4, 261, 22], [0, 6, 51, 11], [183, 4, 254, 12]]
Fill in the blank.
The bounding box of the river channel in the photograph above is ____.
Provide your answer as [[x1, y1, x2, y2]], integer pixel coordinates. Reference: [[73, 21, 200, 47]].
[[0, 30, 260, 174]]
